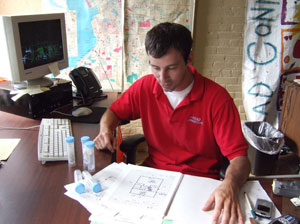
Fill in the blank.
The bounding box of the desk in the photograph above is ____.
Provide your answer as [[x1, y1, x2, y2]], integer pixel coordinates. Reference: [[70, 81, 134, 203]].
[[0, 93, 117, 224], [0, 92, 299, 223], [259, 178, 300, 220]]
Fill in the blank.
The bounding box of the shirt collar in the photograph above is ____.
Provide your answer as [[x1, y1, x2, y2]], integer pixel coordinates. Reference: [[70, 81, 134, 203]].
[[153, 65, 205, 102]]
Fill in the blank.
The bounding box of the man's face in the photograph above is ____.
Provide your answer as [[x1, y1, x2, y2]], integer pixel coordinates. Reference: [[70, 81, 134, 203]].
[[149, 48, 192, 92]]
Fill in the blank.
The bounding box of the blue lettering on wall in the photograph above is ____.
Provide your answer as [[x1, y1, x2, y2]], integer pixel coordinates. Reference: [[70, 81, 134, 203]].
[[247, 42, 277, 65], [255, 0, 280, 5], [247, 82, 273, 115], [246, 1, 279, 116], [255, 24, 271, 36], [248, 82, 273, 97], [253, 101, 271, 115], [250, 8, 276, 22]]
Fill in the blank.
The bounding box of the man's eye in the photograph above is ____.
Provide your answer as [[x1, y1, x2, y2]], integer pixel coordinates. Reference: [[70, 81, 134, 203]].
[[152, 66, 160, 71], [168, 66, 177, 70]]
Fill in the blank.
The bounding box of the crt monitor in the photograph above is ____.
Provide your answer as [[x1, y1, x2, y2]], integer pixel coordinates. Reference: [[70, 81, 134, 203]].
[[0, 13, 68, 88]]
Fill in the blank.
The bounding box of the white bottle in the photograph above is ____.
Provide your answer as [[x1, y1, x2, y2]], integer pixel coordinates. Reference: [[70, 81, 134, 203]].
[[82, 170, 102, 193], [74, 169, 85, 194], [81, 136, 90, 170], [66, 136, 76, 167], [85, 140, 95, 173]]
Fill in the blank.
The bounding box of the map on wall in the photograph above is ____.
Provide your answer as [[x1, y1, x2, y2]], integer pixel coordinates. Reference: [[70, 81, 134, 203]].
[[43, 0, 195, 91]]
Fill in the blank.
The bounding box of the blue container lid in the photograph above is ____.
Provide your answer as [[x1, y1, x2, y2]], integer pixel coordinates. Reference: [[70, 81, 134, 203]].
[[81, 136, 90, 143], [75, 183, 85, 194], [86, 141, 95, 148], [92, 182, 102, 193], [66, 136, 74, 143]]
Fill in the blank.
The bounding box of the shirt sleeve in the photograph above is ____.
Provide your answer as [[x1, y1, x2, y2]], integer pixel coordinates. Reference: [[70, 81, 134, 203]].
[[109, 79, 142, 121], [212, 98, 249, 160]]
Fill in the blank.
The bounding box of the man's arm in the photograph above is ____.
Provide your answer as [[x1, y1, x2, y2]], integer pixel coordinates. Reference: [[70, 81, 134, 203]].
[[202, 156, 251, 224], [94, 108, 121, 152]]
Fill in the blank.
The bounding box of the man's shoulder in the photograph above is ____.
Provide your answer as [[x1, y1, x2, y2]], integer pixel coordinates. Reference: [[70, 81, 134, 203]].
[[133, 74, 156, 86], [204, 77, 228, 93], [139, 74, 155, 82], [193, 73, 231, 100], [127, 75, 158, 96], [190, 66, 229, 96]]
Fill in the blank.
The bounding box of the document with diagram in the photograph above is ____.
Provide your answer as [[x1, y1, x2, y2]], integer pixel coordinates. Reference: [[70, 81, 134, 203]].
[[64, 163, 183, 224]]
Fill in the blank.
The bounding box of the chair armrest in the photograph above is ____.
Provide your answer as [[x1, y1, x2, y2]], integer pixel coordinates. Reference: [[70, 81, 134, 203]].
[[219, 157, 229, 180], [120, 134, 145, 164]]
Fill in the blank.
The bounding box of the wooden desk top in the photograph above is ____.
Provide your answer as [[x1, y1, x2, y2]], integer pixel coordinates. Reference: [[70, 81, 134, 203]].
[[0, 93, 117, 224], [0, 92, 299, 223]]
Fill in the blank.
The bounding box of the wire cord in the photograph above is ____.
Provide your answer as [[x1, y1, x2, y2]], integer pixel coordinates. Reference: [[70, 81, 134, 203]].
[[0, 125, 40, 130]]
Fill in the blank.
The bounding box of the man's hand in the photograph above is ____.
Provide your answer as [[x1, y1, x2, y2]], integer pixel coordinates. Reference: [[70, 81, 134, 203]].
[[94, 131, 117, 152], [94, 108, 121, 153], [202, 156, 250, 224], [202, 180, 244, 224]]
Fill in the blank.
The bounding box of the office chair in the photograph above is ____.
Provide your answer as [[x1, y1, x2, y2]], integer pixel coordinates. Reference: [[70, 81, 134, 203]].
[[119, 133, 229, 179]]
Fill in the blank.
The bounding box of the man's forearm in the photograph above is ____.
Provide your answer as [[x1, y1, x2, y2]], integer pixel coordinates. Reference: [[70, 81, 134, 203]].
[[100, 108, 121, 133], [224, 156, 251, 188]]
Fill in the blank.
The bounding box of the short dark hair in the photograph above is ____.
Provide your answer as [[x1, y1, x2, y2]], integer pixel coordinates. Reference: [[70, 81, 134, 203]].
[[145, 22, 193, 63]]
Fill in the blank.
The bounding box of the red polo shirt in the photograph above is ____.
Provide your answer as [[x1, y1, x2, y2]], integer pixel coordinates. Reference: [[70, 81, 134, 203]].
[[110, 65, 248, 179]]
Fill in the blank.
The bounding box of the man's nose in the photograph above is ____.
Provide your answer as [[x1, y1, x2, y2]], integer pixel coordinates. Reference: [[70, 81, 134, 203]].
[[159, 69, 169, 82]]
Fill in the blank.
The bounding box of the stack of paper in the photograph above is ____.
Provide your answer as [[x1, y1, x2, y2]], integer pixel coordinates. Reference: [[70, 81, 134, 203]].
[[64, 163, 281, 224], [64, 163, 183, 224]]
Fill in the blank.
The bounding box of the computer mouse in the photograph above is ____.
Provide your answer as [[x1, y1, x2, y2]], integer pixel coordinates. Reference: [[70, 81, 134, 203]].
[[72, 107, 93, 117]]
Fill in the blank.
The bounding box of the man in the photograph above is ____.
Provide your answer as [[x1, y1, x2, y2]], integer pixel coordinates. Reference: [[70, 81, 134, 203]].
[[94, 22, 251, 224]]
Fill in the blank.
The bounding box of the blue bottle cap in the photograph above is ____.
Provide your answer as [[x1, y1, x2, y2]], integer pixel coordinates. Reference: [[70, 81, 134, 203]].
[[81, 136, 90, 143], [66, 136, 74, 143], [75, 183, 85, 194], [92, 182, 102, 193], [85, 141, 95, 148]]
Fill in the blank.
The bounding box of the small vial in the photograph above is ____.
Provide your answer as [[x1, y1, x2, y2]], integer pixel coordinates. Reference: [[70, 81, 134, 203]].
[[86, 140, 95, 173], [82, 170, 102, 193], [66, 136, 76, 167], [74, 169, 85, 194], [81, 136, 90, 170]]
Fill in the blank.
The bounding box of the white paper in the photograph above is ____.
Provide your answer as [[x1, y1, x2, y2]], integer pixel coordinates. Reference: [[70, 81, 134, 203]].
[[65, 163, 183, 224], [65, 163, 281, 224], [48, 62, 60, 77], [165, 177, 281, 224]]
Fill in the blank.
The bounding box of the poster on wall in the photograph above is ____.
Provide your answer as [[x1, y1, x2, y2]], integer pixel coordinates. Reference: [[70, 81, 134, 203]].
[[42, 0, 195, 92], [243, 0, 300, 126]]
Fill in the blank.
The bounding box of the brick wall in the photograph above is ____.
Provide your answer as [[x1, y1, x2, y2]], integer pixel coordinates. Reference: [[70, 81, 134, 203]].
[[193, 0, 247, 120], [121, 0, 247, 137]]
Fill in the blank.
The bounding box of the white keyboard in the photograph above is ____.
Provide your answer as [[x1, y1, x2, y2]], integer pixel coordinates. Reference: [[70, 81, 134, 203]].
[[38, 118, 72, 164]]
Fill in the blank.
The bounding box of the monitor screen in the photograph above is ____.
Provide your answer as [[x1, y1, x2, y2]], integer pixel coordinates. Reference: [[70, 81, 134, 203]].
[[0, 13, 69, 89], [19, 19, 64, 70]]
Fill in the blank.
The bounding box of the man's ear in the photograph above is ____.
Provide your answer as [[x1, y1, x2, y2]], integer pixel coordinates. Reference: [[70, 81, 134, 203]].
[[187, 51, 193, 65]]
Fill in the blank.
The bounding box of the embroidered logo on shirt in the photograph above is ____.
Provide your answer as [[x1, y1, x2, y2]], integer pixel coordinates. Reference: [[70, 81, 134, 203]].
[[187, 116, 203, 125]]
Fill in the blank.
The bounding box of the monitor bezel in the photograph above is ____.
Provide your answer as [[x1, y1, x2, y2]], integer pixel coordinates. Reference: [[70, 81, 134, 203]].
[[5, 13, 69, 84]]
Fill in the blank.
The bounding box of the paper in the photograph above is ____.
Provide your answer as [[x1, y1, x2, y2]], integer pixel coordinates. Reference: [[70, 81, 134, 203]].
[[101, 164, 183, 215], [0, 138, 21, 160], [164, 174, 222, 223], [65, 163, 281, 224], [48, 62, 60, 77], [165, 176, 281, 224], [10, 86, 50, 101], [291, 196, 300, 206], [64, 163, 183, 224]]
